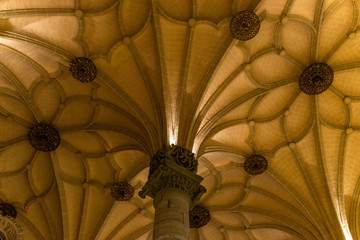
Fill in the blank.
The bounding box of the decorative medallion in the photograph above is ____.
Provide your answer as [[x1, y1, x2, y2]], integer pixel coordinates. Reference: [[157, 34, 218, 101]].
[[0, 203, 17, 219], [299, 63, 333, 95], [69, 57, 97, 83], [149, 145, 198, 176], [189, 206, 210, 228], [230, 11, 260, 41], [110, 182, 134, 201], [27, 123, 60, 152], [244, 155, 268, 175]]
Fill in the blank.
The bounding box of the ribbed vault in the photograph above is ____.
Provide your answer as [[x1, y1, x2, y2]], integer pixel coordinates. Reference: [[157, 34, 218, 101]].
[[0, 0, 360, 239]]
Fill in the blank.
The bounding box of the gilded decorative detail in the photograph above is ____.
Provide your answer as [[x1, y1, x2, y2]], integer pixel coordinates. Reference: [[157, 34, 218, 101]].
[[299, 63, 333, 95], [27, 123, 60, 152], [244, 155, 268, 175], [0, 203, 17, 219], [110, 182, 134, 201], [230, 11, 260, 41], [69, 57, 97, 83], [189, 206, 210, 228]]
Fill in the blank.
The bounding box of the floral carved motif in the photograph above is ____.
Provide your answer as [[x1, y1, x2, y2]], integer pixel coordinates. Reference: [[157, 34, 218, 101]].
[[27, 123, 60, 152], [110, 182, 134, 201], [230, 11, 260, 41], [244, 155, 268, 175], [189, 206, 210, 228], [299, 63, 333, 95], [69, 57, 97, 83]]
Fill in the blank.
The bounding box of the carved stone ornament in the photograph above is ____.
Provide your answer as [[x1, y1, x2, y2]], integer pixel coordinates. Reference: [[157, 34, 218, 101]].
[[0, 203, 17, 219], [299, 63, 333, 95], [28, 123, 60, 152], [149, 144, 198, 176], [230, 11, 261, 41], [110, 182, 134, 201], [0, 216, 23, 240], [244, 155, 268, 175], [69, 57, 97, 83], [189, 206, 210, 228], [139, 145, 206, 205]]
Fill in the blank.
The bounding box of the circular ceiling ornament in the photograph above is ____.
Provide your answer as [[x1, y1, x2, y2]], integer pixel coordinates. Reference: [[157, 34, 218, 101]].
[[69, 57, 97, 83], [244, 155, 268, 175], [110, 182, 134, 201], [27, 123, 60, 152], [189, 206, 210, 228], [0, 203, 17, 219], [230, 11, 260, 41], [299, 63, 334, 95]]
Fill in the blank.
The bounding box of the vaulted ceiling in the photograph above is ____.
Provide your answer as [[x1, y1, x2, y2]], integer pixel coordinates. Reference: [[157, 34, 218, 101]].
[[0, 0, 359, 239]]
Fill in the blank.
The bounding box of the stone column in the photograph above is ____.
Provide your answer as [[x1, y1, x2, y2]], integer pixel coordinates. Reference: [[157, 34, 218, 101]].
[[139, 145, 206, 240]]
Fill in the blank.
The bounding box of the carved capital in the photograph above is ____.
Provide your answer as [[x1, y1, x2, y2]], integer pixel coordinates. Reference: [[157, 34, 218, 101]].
[[0, 216, 23, 240], [139, 146, 206, 205], [149, 144, 198, 176]]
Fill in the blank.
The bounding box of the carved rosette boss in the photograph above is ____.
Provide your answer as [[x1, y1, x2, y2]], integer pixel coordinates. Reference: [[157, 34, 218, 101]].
[[299, 63, 333, 95], [230, 11, 261, 41], [69, 57, 97, 83], [189, 206, 210, 228], [27, 123, 60, 152], [244, 155, 268, 175], [139, 144, 206, 205], [111, 182, 134, 201]]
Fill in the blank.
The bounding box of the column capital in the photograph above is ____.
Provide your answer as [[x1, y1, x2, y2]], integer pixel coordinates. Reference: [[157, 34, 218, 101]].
[[0, 215, 23, 240], [139, 145, 206, 205], [149, 144, 198, 174]]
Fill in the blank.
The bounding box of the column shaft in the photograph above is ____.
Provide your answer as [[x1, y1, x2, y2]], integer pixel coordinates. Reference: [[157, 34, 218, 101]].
[[153, 188, 191, 240]]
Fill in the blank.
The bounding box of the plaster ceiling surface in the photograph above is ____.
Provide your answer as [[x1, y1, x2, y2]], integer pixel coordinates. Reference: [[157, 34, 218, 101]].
[[0, 0, 359, 239]]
